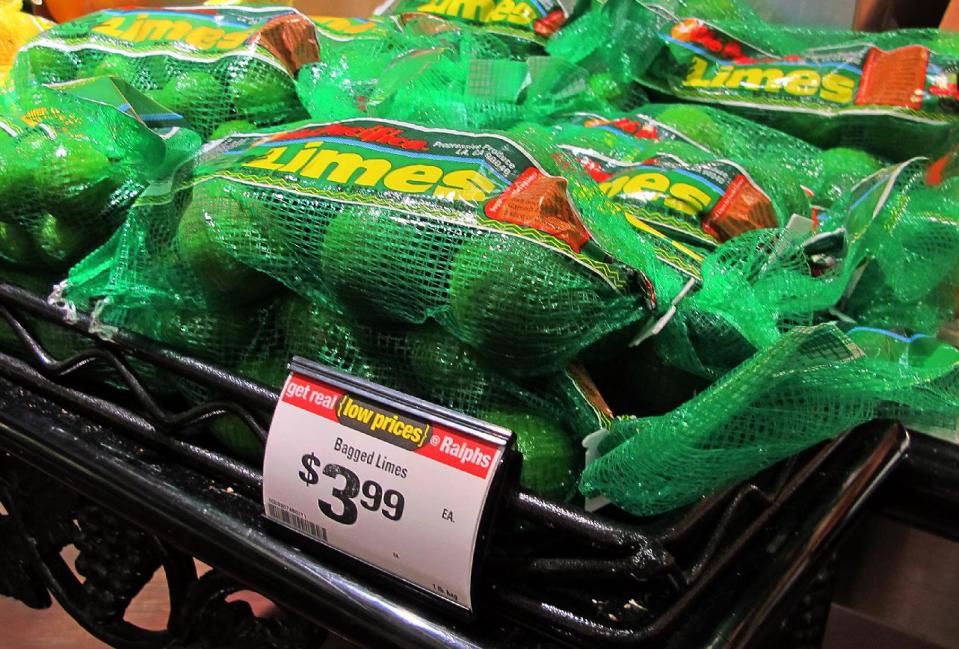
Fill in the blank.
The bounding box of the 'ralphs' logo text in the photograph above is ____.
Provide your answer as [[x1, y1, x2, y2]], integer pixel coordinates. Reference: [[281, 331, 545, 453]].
[[415, 427, 498, 479], [435, 432, 493, 469]]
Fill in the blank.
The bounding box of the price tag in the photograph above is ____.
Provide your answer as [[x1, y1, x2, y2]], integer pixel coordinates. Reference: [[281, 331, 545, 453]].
[[262, 358, 514, 611]]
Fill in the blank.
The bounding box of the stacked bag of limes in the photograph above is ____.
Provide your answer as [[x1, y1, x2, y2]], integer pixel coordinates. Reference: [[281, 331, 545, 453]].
[[549, 0, 959, 160], [61, 118, 648, 498], [13, 5, 318, 139], [0, 75, 202, 365]]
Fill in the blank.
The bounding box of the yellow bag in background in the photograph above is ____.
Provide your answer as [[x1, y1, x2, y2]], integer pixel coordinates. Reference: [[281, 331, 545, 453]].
[[0, 0, 52, 86]]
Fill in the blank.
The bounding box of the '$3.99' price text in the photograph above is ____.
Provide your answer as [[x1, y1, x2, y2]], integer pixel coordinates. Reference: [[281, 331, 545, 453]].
[[298, 453, 406, 524]]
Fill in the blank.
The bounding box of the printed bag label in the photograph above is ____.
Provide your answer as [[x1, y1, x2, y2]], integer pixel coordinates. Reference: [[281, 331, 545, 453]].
[[198, 117, 643, 290], [31, 7, 319, 72], [660, 18, 959, 118]]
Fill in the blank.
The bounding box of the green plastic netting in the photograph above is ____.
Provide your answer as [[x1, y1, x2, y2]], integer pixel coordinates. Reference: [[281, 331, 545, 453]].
[[584, 322, 959, 515], [297, 13, 630, 133], [75, 258, 603, 499], [14, 7, 317, 139], [65, 118, 661, 376]]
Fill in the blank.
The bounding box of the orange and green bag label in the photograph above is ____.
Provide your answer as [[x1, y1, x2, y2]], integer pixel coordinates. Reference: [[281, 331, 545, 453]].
[[197, 117, 646, 292], [375, 0, 576, 44], [554, 144, 703, 279], [654, 18, 959, 118], [595, 154, 776, 246]]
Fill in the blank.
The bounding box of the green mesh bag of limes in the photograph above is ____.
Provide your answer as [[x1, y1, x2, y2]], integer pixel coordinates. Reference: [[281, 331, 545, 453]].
[[579, 148, 959, 514], [0, 77, 201, 274], [66, 117, 659, 376], [66, 192, 609, 500], [14, 6, 318, 139], [553, 0, 959, 159]]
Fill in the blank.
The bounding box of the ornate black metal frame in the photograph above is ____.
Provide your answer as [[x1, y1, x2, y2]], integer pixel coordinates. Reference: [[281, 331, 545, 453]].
[[0, 283, 908, 648]]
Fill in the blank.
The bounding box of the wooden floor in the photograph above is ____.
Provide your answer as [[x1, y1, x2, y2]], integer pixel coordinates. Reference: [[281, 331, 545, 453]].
[[0, 595, 111, 649]]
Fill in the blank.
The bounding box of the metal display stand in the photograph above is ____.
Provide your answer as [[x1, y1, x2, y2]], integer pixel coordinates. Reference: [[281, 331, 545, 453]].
[[878, 430, 959, 542], [0, 283, 907, 648]]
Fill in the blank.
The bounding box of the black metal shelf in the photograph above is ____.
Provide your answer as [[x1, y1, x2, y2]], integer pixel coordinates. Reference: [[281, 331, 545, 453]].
[[0, 282, 908, 648], [877, 430, 959, 541]]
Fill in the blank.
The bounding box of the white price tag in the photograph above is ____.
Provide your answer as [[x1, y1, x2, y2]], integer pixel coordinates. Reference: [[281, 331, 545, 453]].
[[262, 360, 513, 611]]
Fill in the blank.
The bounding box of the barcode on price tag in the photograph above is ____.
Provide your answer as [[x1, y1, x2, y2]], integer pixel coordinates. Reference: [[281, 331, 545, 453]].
[[266, 499, 327, 542], [262, 359, 513, 611]]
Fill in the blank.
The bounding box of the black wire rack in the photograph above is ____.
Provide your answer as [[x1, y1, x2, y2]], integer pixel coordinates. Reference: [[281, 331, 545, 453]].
[[0, 282, 908, 648]]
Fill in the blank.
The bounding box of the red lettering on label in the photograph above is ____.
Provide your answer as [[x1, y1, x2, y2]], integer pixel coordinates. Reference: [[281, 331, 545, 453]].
[[267, 123, 430, 151], [416, 425, 498, 479]]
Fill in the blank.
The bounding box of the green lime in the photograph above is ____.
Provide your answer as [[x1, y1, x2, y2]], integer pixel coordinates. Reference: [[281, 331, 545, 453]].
[[0, 221, 39, 266], [156, 71, 222, 131], [210, 415, 264, 461], [282, 295, 377, 375], [447, 234, 605, 364], [128, 305, 253, 367], [210, 356, 270, 460], [209, 120, 256, 141], [588, 72, 623, 102], [0, 146, 39, 219], [92, 54, 140, 81], [34, 212, 98, 269], [212, 353, 291, 460], [227, 66, 301, 125], [236, 355, 289, 390], [480, 409, 577, 499], [320, 210, 458, 323], [35, 138, 117, 219], [816, 147, 882, 207], [406, 323, 490, 408], [655, 104, 724, 151], [138, 56, 177, 91], [175, 181, 276, 302], [26, 46, 78, 84], [745, 162, 808, 224]]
